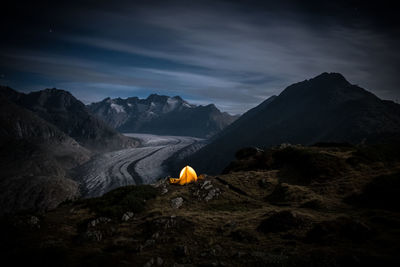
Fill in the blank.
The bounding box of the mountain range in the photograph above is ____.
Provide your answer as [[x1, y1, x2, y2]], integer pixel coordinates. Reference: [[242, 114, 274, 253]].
[[2, 87, 137, 152], [2, 72, 400, 213], [88, 94, 238, 138], [1, 73, 400, 265], [184, 72, 400, 174], [0, 93, 87, 213], [0, 86, 138, 214]]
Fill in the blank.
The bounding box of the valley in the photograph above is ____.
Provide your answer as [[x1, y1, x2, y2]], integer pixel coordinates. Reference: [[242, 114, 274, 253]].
[[73, 134, 204, 198]]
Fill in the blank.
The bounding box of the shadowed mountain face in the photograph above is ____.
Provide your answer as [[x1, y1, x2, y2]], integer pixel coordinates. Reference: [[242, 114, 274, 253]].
[[0, 93, 90, 214], [1, 87, 138, 152], [0, 86, 140, 214], [184, 73, 400, 174], [88, 94, 238, 138]]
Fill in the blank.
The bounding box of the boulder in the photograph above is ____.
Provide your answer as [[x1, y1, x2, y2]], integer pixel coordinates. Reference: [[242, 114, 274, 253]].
[[121, 211, 134, 221], [171, 197, 184, 209], [88, 217, 111, 228]]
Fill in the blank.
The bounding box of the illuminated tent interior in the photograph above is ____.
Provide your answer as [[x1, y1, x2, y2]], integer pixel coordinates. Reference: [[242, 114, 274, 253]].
[[169, 165, 201, 185]]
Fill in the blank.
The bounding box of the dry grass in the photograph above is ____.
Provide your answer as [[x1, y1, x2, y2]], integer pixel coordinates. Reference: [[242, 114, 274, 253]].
[[2, 144, 400, 266]]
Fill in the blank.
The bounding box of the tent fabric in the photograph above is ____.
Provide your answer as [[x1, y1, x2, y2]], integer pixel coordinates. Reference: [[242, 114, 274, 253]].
[[169, 165, 200, 185]]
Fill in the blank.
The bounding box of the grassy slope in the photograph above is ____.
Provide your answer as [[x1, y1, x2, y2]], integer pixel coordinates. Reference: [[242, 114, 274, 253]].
[[1, 144, 400, 266]]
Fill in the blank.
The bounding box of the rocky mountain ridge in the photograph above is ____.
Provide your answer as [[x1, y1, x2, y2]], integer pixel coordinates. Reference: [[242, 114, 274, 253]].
[[3, 87, 138, 152], [88, 94, 238, 138], [184, 72, 400, 174], [0, 93, 90, 214], [0, 86, 139, 214]]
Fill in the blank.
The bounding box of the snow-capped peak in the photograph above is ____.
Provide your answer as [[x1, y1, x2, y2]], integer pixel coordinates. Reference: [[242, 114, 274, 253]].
[[110, 103, 125, 113]]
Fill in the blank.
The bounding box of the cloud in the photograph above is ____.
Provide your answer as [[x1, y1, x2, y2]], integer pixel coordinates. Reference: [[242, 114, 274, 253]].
[[1, 0, 399, 113]]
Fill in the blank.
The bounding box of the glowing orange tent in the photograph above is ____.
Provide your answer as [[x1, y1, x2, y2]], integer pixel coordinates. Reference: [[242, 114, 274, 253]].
[[169, 165, 201, 185]]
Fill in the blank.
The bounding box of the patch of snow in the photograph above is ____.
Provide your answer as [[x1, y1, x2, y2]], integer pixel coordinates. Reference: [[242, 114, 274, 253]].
[[183, 102, 194, 108], [167, 97, 178, 107], [163, 97, 179, 113], [110, 103, 125, 113]]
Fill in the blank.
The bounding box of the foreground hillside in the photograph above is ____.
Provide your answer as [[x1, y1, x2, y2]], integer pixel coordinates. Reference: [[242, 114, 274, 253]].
[[2, 143, 399, 266], [185, 72, 400, 174]]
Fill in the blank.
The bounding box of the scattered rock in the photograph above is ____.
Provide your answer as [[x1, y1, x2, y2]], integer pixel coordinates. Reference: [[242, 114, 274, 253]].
[[204, 184, 213, 190], [88, 217, 111, 228], [193, 180, 221, 202], [85, 229, 102, 242], [121, 211, 134, 221], [201, 180, 212, 189], [171, 197, 184, 209], [205, 188, 220, 202], [161, 187, 168, 195]]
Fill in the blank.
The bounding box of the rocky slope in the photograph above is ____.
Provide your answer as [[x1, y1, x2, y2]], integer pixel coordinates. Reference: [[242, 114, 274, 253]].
[[0, 93, 90, 214], [0, 85, 140, 214], [2, 86, 138, 152], [185, 72, 400, 174], [88, 94, 238, 138], [1, 143, 399, 266]]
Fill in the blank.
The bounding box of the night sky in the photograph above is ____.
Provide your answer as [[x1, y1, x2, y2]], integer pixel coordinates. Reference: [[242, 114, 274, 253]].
[[1, 0, 399, 114]]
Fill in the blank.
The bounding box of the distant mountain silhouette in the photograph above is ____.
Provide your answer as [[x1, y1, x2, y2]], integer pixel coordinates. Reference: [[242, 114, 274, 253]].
[[1, 87, 137, 152], [88, 94, 238, 138], [184, 72, 400, 174]]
